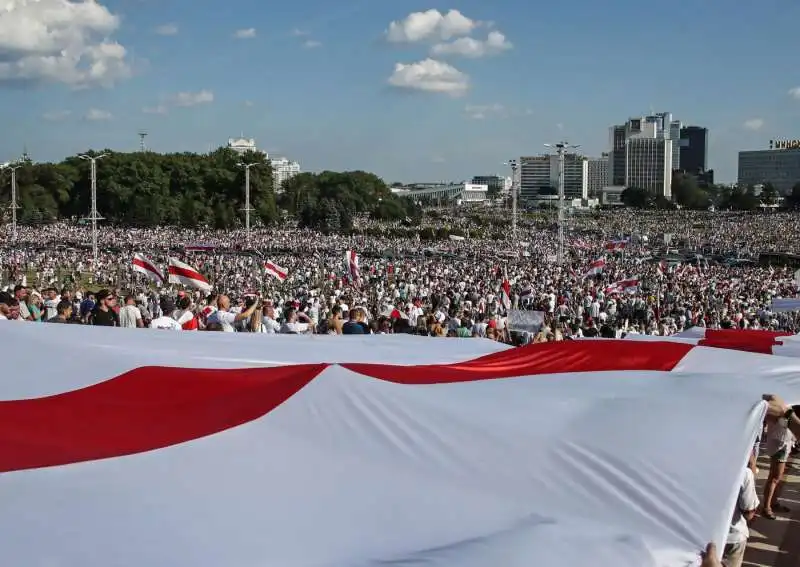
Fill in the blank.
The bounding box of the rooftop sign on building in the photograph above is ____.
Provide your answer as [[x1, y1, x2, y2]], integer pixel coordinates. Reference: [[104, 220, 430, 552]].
[[769, 139, 800, 150]]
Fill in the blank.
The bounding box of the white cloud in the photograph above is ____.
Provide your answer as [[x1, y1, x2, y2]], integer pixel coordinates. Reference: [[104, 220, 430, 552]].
[[789, 87, 800, 100], [291, 28, 308, 36], [155, 24, 178, 36], [142, 104, 167, 114], [388, 58, 468, 96], [743, 118, 763, 130], [85, 108, 111, 120], [464, 103, 504, 119], [431, 31, 511, 58], [234, 28, 256, 39], [0, 0, 131, 87], [42, 110, 71, 120], [386, 9, 476, 43], [170, 90, 214, 106], [303, 39, 321, 48]]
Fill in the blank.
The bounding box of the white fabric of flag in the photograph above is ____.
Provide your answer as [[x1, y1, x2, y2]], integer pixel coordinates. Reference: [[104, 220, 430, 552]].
[[1, 324, 799, 567]]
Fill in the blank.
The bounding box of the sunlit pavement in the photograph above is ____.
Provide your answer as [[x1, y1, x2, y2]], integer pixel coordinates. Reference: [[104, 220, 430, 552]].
[[744, 453, 800, 567]]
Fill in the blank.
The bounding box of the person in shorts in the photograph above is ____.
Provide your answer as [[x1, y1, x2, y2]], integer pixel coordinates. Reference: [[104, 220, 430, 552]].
[[761, 409, 796, 519]]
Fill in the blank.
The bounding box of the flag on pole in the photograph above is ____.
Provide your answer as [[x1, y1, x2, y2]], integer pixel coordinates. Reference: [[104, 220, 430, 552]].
[[605, 277, 639, 295], [500, 277, 511, 311], [132, 253, 164, 283], [345, 250, 360, 286], [264, 260, 288, 282], [583, 257, 606, 279], [167, 257, 211, 292]]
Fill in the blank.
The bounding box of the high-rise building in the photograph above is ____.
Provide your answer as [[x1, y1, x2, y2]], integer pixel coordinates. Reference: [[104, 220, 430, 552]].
[[669, 120, 682, 170], [587, 153, 609, 197], [471, 175, 505, 197], [609, 125, 627, 185], [738, 142, 800, 194], [519, 156, 552, 201], [270, 157, 300, 192], [519, 154, 588, 200], [626, 131, 673, 198], [679, 126, 708, 175]]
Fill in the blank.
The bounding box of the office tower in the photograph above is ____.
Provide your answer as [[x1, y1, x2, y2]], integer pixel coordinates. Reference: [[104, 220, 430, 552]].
[[622, 120, 672, 197], [739, 141, 800, 194], [679, 126, 708, 175], [587, 153, 609, 197]]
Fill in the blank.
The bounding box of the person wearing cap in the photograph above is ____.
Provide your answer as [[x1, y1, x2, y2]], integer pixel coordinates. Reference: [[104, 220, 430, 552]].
[[89, 289, 119, 327], [149, 298, 183, 330]]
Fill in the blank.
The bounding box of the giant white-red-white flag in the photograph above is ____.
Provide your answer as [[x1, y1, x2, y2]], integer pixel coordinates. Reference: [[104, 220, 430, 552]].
[[2, 325, 800, 567], [167, 257, 211, 292], [131, 253, 164, 283], [264, 260, 287, 282]]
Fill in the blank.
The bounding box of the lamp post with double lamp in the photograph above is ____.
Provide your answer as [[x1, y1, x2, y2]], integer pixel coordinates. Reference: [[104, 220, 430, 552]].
[[503, 159, 518, 236], [238, 161, 264, 246], [0, 162, 22, 241], [544, 142, 579, 265], [78, 153, 108, 264]]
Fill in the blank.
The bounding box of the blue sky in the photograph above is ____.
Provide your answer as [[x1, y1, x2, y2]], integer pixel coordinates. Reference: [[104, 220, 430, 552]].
[[1, 0, 799, 183]]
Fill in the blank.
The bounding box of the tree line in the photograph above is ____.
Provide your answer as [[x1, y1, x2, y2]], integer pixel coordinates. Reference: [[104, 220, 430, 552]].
[[0, 148, 419, 230], [621, 172, 800, 210]]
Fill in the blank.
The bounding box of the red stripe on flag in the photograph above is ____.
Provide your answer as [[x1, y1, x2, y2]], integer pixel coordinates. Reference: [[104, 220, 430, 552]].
[[0, 364, 326, 473], [344, 340, 694, 384], [168, 265, 208, 284], [132, 257, 162, 280], [266, 263, 287, 280]]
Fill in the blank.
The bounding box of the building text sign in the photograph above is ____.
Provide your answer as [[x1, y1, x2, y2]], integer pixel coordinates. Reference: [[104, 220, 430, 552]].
[[770, 139, 800, 150]]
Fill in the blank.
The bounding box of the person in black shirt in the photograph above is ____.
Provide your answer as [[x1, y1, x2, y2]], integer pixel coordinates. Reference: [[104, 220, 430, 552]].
[[89, 289, 119, 327], [46, 300, 77, 323]]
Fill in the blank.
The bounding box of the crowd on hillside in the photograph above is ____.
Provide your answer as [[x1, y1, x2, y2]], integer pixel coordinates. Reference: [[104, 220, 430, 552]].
[[1, 210, 799, 341]]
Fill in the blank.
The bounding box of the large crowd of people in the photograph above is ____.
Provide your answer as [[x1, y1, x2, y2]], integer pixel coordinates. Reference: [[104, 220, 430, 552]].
[[1, 210, 799, 341]]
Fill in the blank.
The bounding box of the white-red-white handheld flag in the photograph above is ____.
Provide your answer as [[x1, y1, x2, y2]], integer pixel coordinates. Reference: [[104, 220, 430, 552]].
[[132, 253, 164, 283], [167, 257, 211, 292], [264, 260, 288, 282]]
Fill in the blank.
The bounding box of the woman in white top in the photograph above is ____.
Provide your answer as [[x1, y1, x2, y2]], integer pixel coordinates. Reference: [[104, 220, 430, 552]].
[[761, 409, 796, 519]]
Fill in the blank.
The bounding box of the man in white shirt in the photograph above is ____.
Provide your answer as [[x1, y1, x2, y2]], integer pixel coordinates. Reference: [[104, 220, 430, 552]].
[[43, 287, 60, 321], [261, 302, 281, 333], [207, 294, 258, 332], [119, 295, 144, 328], [724, 461, 758, 567], [149, 298, 182, 330]]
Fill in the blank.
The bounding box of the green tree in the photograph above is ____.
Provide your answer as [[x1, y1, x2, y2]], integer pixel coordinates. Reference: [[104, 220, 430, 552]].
[[621, 187, 651, 208], [672, 172, 709, 209], [784, 183, 800, 209], [760, 182, 778, 206]]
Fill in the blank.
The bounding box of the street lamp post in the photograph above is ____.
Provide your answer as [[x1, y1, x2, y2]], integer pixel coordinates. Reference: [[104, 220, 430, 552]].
[[504, 160, 518, 236], [544, 141, 580, 265], [238, 162, 263, 246], [78, 153, 107, 264], [1, 163, 22, 240]]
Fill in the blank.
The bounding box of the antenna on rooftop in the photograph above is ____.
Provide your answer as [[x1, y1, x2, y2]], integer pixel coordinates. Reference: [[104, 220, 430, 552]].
[[138, 130, 148, 151]]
